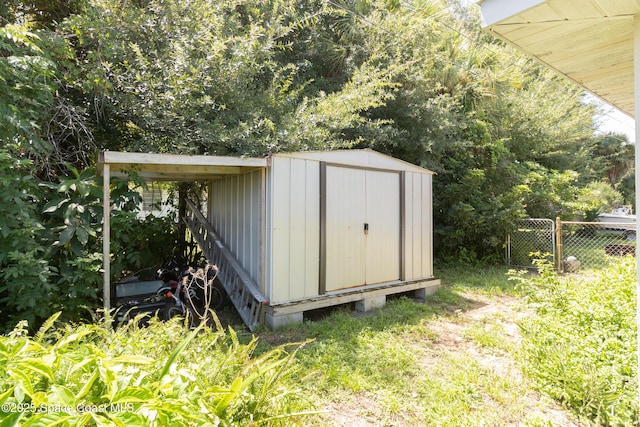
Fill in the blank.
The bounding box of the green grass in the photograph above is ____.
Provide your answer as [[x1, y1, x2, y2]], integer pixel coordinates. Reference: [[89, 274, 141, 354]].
[[3, 260, 635, 426], [254, 266, 569, 426], [435, 263, 520, 295], [515, 258, 639, 426], [254, 260, 637, 426], [463, 321, 514, 353]]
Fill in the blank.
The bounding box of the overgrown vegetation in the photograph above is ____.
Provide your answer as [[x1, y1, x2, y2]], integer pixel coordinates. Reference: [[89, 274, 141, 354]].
[[248, 261, 637, 426], [0, 314, 314, 426], [1, 1, 636, 425], [0, 262, 635, 426], [514, 258, 639, 426], [0, 157, 178, 331]]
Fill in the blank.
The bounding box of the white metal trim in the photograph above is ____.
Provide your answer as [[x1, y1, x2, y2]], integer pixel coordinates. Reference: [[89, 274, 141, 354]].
[[102, 163, 111, 312]]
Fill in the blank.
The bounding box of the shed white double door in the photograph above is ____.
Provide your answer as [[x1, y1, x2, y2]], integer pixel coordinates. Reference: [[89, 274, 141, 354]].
[[324, 165, 401, 291]]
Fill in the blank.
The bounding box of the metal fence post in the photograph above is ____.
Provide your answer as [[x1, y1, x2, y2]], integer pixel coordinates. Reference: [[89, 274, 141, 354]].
[[556, 217, 563, 273]]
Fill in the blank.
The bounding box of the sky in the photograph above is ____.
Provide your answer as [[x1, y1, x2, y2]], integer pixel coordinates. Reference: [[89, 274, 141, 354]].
[[596, 106, 636, 143]]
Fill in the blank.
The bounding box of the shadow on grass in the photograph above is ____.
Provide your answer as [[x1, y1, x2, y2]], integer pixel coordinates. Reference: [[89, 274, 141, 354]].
[[253, 283, 491, 351], [221, 265, 518, 426], [219, 263, 515, 357]]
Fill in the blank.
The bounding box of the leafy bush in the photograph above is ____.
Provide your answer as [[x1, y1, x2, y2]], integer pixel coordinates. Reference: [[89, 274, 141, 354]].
[[0, 157, 182, 331], [515, 259, 638, 426], [0, 315, 314, 426], [575, 181, 624, 222], [0, 152, 59, 330]]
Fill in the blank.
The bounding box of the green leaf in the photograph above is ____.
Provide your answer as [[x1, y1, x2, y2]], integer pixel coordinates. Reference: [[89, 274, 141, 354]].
[[15, 359, 55, 382], [0, 386, 15, 404], [69, 239, 83, 256], [58, 226, 75, 245], [57, 181, 71, 193], [66, 165, 80, 179], [21, 410, 72, 427], [107, 355, 154, 365], [74, 370, 98, 401], [12, 369, 35, 399], [49, 384, 75, 405], [35, 312, 61, 343], [52, 329, 93, 350], [78, 168, 96, 181], [42, 198, 69, 214], [214, 376, 243, 416], [76, 182, 90, 198], [111, 386, 154, 404], [158, 324, 204, 381], [0, 411, 23, 427], [75, 227, 88, 245]]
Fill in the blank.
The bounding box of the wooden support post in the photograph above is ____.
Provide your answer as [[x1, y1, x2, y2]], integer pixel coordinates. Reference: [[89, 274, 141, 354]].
[[177, 183, 188, 263]]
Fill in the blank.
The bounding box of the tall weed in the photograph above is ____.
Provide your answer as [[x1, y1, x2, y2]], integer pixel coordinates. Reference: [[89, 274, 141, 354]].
[[0, 316, 314, 426], [515, 258, 638, 426]]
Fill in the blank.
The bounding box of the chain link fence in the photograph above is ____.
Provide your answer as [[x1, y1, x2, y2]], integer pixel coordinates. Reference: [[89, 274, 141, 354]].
[[560, 221, 636, 272], [507, 218, 636, 272]]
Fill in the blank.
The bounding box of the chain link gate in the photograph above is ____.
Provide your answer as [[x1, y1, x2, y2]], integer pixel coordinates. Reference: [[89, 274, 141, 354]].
[[506, 219, 555, 268]]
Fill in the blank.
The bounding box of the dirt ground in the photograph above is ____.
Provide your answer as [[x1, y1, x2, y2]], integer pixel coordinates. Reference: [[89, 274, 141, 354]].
[[427, 293, 582, 426], [320, 293, 584, 427], [217, 291, 584, 426]]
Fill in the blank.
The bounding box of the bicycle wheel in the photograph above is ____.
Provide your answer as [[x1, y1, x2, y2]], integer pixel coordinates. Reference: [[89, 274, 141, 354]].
[[161, 304, 184, 321]]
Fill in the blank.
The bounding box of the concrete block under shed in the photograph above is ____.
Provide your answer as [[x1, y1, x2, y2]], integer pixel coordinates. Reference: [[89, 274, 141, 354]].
[[265, 311, 304, 329], [415, 284, 439, 300], [355, 295, 386, 312]]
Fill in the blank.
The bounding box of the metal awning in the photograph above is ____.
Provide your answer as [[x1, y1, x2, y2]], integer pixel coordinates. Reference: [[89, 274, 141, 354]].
[[98, 151, 267, 313], [479, 0, 640, 117], [97, 151, 267, 181]]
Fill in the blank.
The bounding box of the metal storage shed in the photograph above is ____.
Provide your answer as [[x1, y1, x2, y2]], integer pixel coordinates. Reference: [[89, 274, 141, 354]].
[[99, 149, 440, 330]]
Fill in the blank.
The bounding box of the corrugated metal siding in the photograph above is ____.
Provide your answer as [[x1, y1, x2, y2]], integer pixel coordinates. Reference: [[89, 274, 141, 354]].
[[207, 170, 263, 289], [403, 171, 433, 279], [267, 156, 320, 304], [266, 151, 433, 304]]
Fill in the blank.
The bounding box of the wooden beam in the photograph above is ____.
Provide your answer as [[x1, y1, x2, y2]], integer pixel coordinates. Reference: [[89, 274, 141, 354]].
[[97, 151, 267, 181], [108, 164, 257, 176], [267, 278, 441, 316]]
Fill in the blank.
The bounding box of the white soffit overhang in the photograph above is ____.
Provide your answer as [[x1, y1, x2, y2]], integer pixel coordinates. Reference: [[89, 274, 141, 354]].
[[479, 0, 640, 117]]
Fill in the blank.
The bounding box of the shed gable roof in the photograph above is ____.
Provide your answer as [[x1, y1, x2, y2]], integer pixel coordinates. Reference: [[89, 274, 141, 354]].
[[273, 149, 435, 175]]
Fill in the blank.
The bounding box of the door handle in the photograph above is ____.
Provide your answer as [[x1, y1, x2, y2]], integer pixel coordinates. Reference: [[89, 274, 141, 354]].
[[364, 223, 369, 234]]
